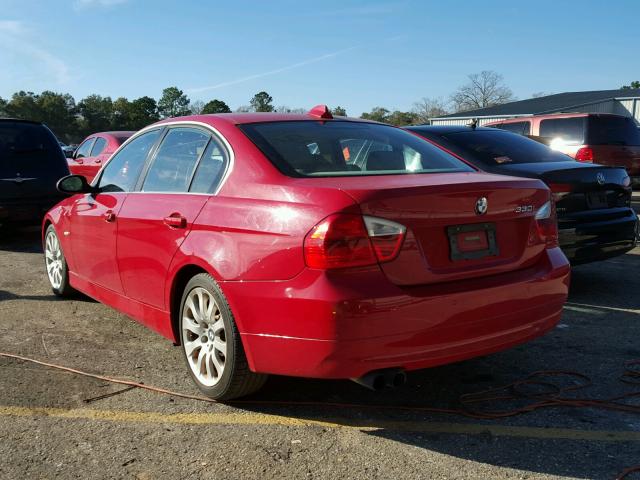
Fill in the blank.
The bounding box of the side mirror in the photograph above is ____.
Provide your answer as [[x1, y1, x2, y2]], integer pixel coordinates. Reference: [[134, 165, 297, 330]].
[[64, 149, 74, 159], [57, 175, 95, 195]]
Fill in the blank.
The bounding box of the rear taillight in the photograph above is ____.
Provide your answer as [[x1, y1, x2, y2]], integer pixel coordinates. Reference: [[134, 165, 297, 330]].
[[575, 147, 594, 162], [303, 214, 406, 269], [534, 201, 559, 248]]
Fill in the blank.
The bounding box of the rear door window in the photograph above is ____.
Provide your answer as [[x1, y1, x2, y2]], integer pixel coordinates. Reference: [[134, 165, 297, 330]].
[[493, 121, 531, 136], [587, 116, 640, 146], [90, 137, 108, 156], [75, 138, 95, 159], [142, 127, 210, 192], [539, 118, 586, 145], [189, 137, 229, 193]]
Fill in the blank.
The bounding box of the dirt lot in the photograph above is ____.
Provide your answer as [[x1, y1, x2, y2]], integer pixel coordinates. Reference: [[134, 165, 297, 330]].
[[0, 194, 638, 480]]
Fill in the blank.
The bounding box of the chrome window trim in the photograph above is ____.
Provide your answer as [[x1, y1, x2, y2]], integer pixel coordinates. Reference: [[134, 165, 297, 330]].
[[90, 120, 235, 196]]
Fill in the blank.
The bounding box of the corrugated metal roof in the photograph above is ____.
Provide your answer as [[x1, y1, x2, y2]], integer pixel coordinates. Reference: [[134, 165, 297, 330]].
[[436, 89, 640, 119]]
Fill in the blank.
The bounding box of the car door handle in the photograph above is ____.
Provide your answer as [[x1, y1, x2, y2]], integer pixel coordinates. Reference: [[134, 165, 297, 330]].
[[75, 158, 84, 164], [104, 210, 116, 222], [163, 214, 187, 229], [95, 159, 102, 164]]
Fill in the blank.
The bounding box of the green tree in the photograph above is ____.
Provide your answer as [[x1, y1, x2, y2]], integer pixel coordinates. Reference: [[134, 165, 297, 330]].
[[202, 99, 232, 114], [5, 91, 41, 120], [386, 110, 419, 126], [77, 95, 113, 137], [128, 96, 159, 129], [0, 97, 8, 116], [111, 97, 132, 130], [360, 107, 389, 123], [158, 86, 191, 118], [332, 106, 347, 117], [36, 91, 77, 140], [250, 91, 274, 112], [621, 81, 640, 90]]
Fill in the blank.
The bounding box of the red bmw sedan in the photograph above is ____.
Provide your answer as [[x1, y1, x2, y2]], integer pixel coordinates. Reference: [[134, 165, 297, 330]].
[[43, 106, 570, 400]]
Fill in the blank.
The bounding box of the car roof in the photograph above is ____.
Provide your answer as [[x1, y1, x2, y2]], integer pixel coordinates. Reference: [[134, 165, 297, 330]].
[[407, 125, 499, 135], [488, 112, 630, 123], [152, 112, 376, 128], [0, 118, 43, 125]]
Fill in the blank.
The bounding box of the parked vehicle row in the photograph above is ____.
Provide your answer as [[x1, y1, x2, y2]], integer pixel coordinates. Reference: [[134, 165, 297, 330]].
[[406, 126, 638, 264], [486, 113, 640, 186]]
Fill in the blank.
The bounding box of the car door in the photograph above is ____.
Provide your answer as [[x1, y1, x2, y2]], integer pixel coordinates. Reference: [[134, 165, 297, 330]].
[[68, 129, 162, 294], [116, 126, 217, 310], [69, 137, 95, 179], [85, 136, 108, 182]]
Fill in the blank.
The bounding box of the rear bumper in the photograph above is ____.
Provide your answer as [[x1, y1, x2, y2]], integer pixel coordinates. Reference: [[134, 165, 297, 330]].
[[223, 248, 570, 379], [558, 208, 638, 264], [0, 197, 64, 224]]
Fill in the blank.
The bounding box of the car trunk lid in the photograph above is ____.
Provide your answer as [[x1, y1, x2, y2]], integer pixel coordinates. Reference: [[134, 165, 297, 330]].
[[298, 173, 551, 286]]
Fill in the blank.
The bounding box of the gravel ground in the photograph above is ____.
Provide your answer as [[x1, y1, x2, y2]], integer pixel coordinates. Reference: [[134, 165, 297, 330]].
[[0, 193, 638, 479]]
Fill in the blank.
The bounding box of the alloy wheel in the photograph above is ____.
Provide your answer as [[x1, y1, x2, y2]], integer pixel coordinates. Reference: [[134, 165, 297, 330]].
[[181, 287, 227, 387], [45, 231, 63, 290]]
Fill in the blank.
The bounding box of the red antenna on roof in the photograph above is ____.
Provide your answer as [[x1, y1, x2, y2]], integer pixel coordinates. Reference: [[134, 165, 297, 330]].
[[308, 104, 333, 119]]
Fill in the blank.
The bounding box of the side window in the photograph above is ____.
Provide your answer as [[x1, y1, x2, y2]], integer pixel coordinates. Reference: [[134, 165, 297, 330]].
[[75, 138, 95, 159], [142, 128, 210, 192], [190, 137, 229, 193], [539, 118, 586, 144], [496, 122, 530, 136], [90, 137, 108, 156], [97, 129, 161, 192]]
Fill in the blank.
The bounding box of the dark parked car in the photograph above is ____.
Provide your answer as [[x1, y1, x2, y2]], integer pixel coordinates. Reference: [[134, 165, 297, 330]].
[[407, 126, 638, 264], [485, 113, 640, 187], [0, 119, 69, 226]]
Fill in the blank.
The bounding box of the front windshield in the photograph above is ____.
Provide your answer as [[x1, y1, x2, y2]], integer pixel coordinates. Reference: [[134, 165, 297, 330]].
[[239, 121, 474, 177]]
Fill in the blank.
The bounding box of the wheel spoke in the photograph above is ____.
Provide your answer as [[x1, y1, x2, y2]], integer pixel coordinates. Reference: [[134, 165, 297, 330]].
[[211, 319, 224, 334], [211, 352, 224, 376], [185, 297, 200, 322], [184, 339, 200, 357], [182, 316, 202, 336], [196, 348, 206, 374], [213, 338, 226, 357], [204, 352, 213, 379]]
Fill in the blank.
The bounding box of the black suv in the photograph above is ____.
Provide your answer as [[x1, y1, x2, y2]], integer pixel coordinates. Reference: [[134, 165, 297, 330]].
[[0, 119, 69, 226]]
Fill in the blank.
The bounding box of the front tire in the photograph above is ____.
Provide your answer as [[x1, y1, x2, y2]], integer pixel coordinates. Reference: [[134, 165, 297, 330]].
[[44, 225, 74, 297], [179, 273, 267, 400]]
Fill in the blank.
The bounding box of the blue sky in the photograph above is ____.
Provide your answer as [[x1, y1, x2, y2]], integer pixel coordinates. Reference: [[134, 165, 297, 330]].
[[0, 0, 638, 115]]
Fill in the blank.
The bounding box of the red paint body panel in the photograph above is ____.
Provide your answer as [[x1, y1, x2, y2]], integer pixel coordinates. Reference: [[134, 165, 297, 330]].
[[45, 113, 571, 380]]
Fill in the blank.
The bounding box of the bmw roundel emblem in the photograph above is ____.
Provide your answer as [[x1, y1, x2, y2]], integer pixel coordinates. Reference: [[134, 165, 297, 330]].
[[475, 197, 488, 215], [596, 172, 605, 185]]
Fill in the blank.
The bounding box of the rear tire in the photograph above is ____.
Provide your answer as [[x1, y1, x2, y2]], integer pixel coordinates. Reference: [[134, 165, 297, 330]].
[[44, 225, 75, 297], [179, 273, 267, 400]]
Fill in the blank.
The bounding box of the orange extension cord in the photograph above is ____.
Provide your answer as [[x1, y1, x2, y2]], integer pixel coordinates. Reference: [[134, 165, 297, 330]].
[[1, 352, 639, 478]]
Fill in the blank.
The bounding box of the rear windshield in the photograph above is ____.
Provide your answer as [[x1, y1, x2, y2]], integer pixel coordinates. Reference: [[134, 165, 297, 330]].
[[539, 117, 586, 144], [0, 122, 61, 164], [115, 135, 132, 144], [239, 121, 473, 177], [491, 121, 531, 136], [587, 116, 640, 146], [443, 130, 570, 165]]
